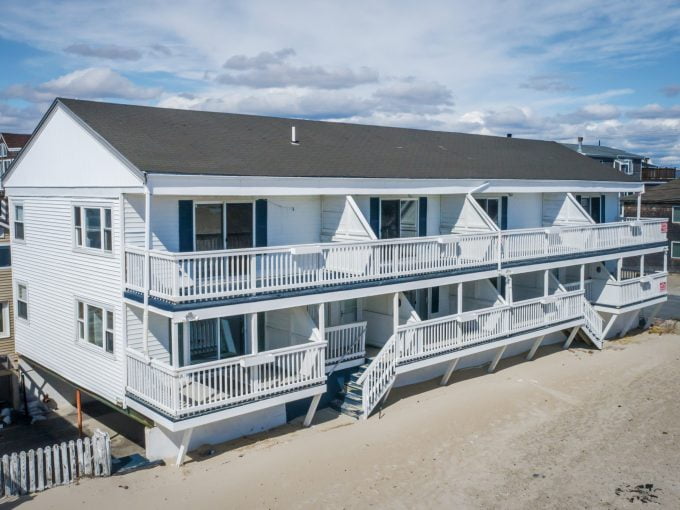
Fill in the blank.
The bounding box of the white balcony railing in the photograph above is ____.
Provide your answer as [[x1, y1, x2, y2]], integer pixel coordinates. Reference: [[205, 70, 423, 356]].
[[325, 321, 367, 365], [397, 290, 584, 363], [126, 341, 326, 418], [592, 272, 668, 308], [125, 218, 667, 303]]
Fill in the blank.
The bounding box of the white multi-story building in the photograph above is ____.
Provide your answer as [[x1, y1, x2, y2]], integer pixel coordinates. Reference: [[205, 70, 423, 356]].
[[2, 99, 669, 462]]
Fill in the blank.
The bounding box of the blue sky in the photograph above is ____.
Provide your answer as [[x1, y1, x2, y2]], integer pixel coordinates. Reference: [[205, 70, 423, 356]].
[[1, 0, 679, 165]]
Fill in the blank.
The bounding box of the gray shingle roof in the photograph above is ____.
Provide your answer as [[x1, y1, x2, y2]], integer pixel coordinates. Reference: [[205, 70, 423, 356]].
[[59, 98, 634, 182], [562, 143, 644, 160], [621, 179, 680, 203]]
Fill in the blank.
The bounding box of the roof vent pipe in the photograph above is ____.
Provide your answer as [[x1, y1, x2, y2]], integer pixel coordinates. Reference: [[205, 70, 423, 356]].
[[577, 136, 584, 153], [506, 133, 512, 138], [291, 126, 299, 145]]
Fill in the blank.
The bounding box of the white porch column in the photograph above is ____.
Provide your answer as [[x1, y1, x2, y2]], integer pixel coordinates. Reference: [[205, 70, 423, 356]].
[[543, 269, 549, 296], [182, 321, 190, 366], [616, 258, 623, 280], [249, 313, 259, 354], [664, 249, 668, 272], [457, 282, 463, 315], [640, 255, 645, 277], [317, 303, 325, 342], [356, 298, 363, 321], [393, 293, 400, 335], [142, 188, 152, 356], [636, 192, 642, 220], [580, 264, 585, 290], [171, 322, 179, 369], [505, 275, 513, 304]]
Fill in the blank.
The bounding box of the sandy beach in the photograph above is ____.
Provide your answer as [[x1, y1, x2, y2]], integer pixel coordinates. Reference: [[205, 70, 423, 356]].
[[7, 326, 680, 509]]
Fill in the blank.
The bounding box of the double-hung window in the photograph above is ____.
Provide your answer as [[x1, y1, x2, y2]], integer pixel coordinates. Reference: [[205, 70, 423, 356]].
[[14, 204, 24, 240], [74, 206, 112, 252], [672, 206, 680, 224], [671, 242, 680, 260], [77, 300, 114, 353], [16, 283, 28, 320]]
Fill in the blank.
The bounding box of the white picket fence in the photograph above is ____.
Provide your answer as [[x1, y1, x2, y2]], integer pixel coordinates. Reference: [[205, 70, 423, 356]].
[[0, 430, 111, 498]]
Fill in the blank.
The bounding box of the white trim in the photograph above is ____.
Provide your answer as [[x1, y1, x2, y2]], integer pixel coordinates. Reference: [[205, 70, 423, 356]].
[[75, 297, 116, 356], [146, 174, 644, 196], [12, 201, 25, 243], [0, 301, 10, 339], [15, 280, 29, 323], [672, 206, 680, 224], [671, 241, 680, 259], [72, 203, 114, 255]]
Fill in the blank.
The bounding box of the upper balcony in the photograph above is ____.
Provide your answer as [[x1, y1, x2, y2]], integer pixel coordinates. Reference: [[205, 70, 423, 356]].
[[124, 217, 667, 306]]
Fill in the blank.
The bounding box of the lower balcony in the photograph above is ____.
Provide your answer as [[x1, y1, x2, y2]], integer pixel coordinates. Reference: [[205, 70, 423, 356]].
[[126, 341, 327, 420], [589, 271, 668, 309]]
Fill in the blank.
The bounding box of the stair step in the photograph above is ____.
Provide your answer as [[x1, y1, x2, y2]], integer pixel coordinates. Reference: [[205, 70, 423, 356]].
[[330, 398, 363, 418]]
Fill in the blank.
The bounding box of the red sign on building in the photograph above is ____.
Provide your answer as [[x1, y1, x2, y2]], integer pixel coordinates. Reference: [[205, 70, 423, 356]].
[[660, 281, 667, 292], [661, 222, 668, 233]]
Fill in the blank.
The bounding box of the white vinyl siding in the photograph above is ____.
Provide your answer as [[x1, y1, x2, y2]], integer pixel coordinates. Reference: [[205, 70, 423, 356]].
[[11, 196, 124, 404]]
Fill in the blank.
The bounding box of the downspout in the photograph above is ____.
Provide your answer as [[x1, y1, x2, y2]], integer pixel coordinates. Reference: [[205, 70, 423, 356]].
[[142, 176, 151, 356]]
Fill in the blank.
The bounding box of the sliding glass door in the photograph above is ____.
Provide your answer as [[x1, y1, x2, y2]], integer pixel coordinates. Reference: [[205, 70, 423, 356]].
[[194, 202, 254, 250], [380, 199, 418, 239]]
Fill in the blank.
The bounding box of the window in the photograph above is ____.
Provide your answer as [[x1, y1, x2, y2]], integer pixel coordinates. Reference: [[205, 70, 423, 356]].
[[0, 246, 10, 267], [77, 300, 114, 353], [673, 206, 680, 224], [194, 202, 254, 251], [0, 143, 6, 157], [576, 195, 604, 223], [0, 301, 10, 338], [672, 242, 680, 259], [74, 206, 112, 252], [16, 283, 28, 320], [615, 159, 633, 175], [475, 197, 503, 227], [14, 204, 24, 240]]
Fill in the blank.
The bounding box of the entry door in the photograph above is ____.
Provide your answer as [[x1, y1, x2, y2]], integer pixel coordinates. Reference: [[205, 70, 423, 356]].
[[226, 203, 254, 249]]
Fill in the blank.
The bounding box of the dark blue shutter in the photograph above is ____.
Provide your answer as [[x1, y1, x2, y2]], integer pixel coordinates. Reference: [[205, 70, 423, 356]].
[[178, 200, 194, 252], [431, 286, 439, 314], [419, 197, 428, 236], [255, 199, 267, 247], [369, 197, 380, 237], [500, 196, 508, 230], [600, 195, 606, 223]]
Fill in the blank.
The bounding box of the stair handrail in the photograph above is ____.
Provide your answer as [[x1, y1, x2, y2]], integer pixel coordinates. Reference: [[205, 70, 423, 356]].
[[357, 334, 399, 418]]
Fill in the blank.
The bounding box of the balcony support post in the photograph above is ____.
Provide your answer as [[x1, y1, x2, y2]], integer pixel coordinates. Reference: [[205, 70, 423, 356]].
[[248, 313, 259, 354], [526, 335, 545, 361], [505, 275, 513, 304], [640, 254, 645, 277], [171, 322, 179, 369], [619, 310, 640, 338], [175, 428, 193, 467], [616, 258, 622, 281], [142, 187, 152, 356], [636, 192, 641, 220], [488, 345, 506, 373], [393, 293, 399, 335], [457, 282, 463, 315], [580, 265, 585, 290], [182, 321, 190, 366], [318, 303, 325, 340], [543, 269, 549, 297], [302, 393, 322, 427], [440, 358, 459, 386], [562, 326, 579, 349], [643, 303, 663, 329]]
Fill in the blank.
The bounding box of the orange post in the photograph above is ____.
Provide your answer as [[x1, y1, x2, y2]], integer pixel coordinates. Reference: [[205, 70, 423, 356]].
[[76, 389, 83, 437]]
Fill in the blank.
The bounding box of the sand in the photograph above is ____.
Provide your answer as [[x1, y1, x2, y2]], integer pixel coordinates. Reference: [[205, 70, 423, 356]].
[[9, 328, 680, 509]]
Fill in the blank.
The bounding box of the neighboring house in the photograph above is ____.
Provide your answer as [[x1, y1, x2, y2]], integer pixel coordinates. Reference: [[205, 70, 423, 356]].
[[0, 133, 31, 179], [622, 179, 680, 273], [563, 139, 644, 181], [2, 99, 668, 463]]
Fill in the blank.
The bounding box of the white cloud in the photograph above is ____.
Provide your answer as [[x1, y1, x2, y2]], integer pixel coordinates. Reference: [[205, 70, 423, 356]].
[[64, 43, 142, 60], [3, 67, 161, 102]]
